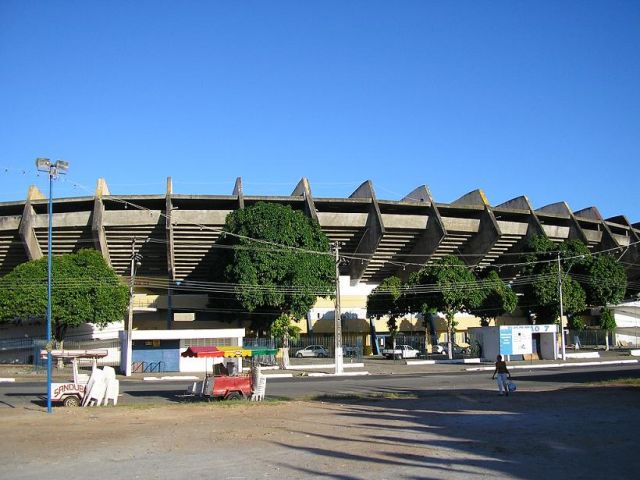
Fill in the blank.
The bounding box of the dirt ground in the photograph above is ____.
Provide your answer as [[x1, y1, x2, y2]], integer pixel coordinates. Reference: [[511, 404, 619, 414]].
[[2, 385, 639, 480]]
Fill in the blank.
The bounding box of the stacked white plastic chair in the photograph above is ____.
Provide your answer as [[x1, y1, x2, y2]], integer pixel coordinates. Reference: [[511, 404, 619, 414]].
[[102, 366, 120, 406], [251, 366, 267, 401], [82, 368, 106, 406]]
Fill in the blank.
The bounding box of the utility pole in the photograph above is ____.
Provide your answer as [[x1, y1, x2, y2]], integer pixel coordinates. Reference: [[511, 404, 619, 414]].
[[125, 239, 141, 376], [557, 253, 566, 361], [333, 241, 343, 375]]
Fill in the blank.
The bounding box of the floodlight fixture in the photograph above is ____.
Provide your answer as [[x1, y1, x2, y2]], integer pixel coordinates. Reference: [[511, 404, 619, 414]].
[[35, 157, 51, 171], [35, 158, 69, 176]]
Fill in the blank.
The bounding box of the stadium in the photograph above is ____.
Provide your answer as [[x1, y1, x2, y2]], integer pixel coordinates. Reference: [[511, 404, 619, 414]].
[[1, 177, 639, 346]]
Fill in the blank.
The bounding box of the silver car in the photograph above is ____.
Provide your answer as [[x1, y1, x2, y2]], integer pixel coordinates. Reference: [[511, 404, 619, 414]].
[[295, 345, 329, 358]]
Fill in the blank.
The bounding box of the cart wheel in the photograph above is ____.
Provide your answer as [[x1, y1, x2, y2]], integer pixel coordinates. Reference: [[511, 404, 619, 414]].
[[63, 395, 80, 407], [225, 392, 242, 401]]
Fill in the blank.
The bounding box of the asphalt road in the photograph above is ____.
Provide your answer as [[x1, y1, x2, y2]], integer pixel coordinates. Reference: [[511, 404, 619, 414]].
[[2, 364, 639, 408]]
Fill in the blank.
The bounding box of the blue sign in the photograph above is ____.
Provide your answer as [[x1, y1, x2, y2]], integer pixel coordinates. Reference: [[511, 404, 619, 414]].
[[499, 327, 513, 355]]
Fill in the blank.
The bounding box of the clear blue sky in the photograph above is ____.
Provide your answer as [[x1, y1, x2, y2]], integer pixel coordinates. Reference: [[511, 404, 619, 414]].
[[1, 1, 639, 221]]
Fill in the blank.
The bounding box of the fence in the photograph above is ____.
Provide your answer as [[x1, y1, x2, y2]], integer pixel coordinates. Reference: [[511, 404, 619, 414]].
[[243, 337, 278, 366], [568, 328, 640, 349], [287, 334, 366, 360], [132, 361, 165, 373]]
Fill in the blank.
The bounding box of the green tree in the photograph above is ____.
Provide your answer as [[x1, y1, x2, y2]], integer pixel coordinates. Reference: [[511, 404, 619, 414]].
[[599, 307, 617, 351], [0, 249, 129, 340], [520, 236, 627, 350], [585, 254, 627, 307], [407, 256, 485, 359], [366, 276, 405, 345], [214, 202, 334, 334], [470, 270, 518, 327], [520, 236, 588, 324]]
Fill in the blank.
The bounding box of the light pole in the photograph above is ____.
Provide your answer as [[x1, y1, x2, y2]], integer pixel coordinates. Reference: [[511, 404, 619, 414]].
[[125, 239, 142, 376], [333, 241, 343, 375], [35, 158, 69, 414], [557, 252, 585, 361], [557, 253, 566, 360]]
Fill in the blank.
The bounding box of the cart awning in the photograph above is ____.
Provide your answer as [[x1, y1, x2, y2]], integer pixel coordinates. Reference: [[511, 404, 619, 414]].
[[40, 349, 108, 360], [181, 346, 278, 358], [181, 346, 224, 358], [246, 347, 278, 356]]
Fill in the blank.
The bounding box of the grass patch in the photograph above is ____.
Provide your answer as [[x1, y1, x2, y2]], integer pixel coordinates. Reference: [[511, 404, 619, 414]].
[[113, 397, 286, 411], [311, 392, 419, 402], [591, 378, 640, 387]]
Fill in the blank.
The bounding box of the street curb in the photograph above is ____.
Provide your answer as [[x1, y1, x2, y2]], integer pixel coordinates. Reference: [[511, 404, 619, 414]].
[[286, 363, 365, 370], [0, 378, 16, 382], [143, 376, 199, 381], [306, 371, 370, 377], [465, 359, 639, 372]]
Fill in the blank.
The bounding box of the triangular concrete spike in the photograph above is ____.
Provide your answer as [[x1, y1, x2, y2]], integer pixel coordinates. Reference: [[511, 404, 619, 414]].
[[95, 178, 110, 197], [452, 189, 489, 207], [606, 215, 631, 226], [495, 195, 532, 211], [292, 177, 311, 197], [27, 185, 45, 201], [232, 177, 243, 196], [349, 180, 377, 200], [536, 201, 572, 217], [401, 185, 433, 204], [574, 207, 602, 221]]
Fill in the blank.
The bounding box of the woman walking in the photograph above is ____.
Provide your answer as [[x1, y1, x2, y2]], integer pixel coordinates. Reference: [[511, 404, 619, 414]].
[[492, 354, 511, 396]]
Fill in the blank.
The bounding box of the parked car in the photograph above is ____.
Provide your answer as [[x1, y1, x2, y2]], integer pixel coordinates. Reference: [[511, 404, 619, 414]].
[[382, 344, 421, 359], [295, 345, 329, 358], [343, 345, 359, 357], [437, 342, 469, 355]]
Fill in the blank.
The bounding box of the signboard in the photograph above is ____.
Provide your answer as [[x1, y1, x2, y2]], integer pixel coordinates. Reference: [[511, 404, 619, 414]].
[[499, 326, 533, 355], [499, 327, 513, 355], [531, 324, 557, 333]]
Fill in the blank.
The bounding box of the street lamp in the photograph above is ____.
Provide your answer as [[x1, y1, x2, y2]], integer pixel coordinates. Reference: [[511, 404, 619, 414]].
[[35, 158, 69, 414], [125, 239, 142, 377]]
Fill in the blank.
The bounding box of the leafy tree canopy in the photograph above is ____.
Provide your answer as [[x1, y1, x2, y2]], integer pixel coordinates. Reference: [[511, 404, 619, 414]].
[[214, 202, 334, 331], [600, 307, 616, 331], [585, 254, 627, 306], [469, 270, 518, 326], [0, 249, 129, 340], [519, 235, 626, 324], [406, 255, 485, 358], [366, 276, 405, 338], [407, 256, 485, 319]]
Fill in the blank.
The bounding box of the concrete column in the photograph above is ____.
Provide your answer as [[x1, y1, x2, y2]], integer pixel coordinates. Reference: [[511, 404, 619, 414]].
[[574, 207, 621, 252], [452, 189, 502, 266], [233, 177, 244, 209], [399, 185, 445, 277], [291, 177, 318, 223], [18, 186, 45, 260], [348, 180, 385, 283], [91, 178, 111, 264], [536, 202, 588, 243], [606, 215, 640, 283], [493, 196, 546, 276]]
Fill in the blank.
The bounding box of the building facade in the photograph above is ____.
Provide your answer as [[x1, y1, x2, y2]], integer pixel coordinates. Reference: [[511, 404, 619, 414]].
[[1, 177, 638, 340]]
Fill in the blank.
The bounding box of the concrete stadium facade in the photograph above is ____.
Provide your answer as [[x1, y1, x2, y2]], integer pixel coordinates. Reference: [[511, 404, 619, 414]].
[[1, 177, 639, 338]]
